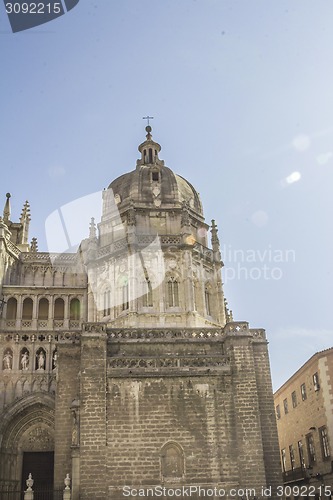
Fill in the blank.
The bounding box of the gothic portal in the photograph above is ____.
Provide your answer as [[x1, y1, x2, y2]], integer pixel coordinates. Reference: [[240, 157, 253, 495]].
[[0, 127, 281, 499]]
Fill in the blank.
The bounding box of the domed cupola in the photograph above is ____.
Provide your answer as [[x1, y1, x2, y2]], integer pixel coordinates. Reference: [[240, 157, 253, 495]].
[[105, 126, 203, 217]]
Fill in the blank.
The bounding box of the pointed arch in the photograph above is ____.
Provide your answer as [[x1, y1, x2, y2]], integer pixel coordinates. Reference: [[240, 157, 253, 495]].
[[167, 277, 179, 307]]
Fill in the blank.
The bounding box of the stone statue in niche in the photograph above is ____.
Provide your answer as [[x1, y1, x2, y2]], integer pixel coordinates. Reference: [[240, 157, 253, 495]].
[[37, 350, 45, 370], [162, 445, 183, 478], [52, 350, 57, 370], [21, 350, 29, 370], [3, 350, 13, 370], [71, 401, 80, 446]]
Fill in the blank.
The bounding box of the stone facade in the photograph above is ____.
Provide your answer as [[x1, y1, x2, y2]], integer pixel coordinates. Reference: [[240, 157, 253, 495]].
[[0, 128, 281, 498], [274, 348, 333, 498]]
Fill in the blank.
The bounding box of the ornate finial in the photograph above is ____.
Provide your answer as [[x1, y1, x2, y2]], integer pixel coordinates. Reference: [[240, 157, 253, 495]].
[[211, 219, 220, 247], [26, 473, 34, 491], [3, 193, 11, 223], [30, 237, 38, 253], [89, 217, 97, 239], [143, 116, 154, 140], [224, 298, 233, 323], [64, 473, 71, 490], [143, 116, 154, 126]]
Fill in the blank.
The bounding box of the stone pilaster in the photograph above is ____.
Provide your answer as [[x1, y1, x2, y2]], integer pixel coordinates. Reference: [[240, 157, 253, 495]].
[[79, 324, 107, 499], [252, 335, 282, 496], [224, 330, 267, 493], [54, 343, 80, 489]]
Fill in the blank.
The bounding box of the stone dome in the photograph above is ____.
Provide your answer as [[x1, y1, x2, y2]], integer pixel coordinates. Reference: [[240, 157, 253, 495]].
[[107, 127, 203, 217]]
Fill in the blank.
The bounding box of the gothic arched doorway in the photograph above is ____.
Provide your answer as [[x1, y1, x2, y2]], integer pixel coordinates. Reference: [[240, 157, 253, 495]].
[[0, 393, 55, 493]]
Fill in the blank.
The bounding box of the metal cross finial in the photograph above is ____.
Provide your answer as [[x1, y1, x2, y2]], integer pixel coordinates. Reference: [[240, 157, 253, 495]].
[[143, 116, 154, 126]]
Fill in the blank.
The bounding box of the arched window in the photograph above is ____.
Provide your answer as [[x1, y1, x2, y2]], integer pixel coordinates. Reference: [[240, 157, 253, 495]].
[[122, 284, 129, 311], [148, 148, 153, 163], [54, 298, 65, 320], [38, 298, 49, 320], [70, 298, 80, 320], [142, 280, 153, 307], [22, 298, 33, 320], [103, 290, 111, 317], [167, 278, 179, 307], [6, 297, 17, 319], [205, 287, 211, 316], [152, 171, 159, 182], [161, 442, 184, 479]]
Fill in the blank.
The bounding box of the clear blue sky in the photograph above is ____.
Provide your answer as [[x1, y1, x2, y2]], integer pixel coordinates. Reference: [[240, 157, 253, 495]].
[[1, 0, 333, 390]]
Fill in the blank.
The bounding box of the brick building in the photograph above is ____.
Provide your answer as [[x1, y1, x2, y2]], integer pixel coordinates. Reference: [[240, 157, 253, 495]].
[[0, 127, 281, 499], [274, 348, 333, 497]]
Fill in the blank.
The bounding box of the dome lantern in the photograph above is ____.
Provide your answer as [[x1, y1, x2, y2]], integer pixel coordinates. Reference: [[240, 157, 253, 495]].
[[137, 126, 163, 167]]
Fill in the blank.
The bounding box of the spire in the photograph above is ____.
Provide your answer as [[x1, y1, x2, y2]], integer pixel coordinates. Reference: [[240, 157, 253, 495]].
[[211, 219, 220, 251], [30, 237, 38, 253], [20, 201, 31, 245], [224, 298, 233, 323], [3, 193, 11, 223], [89, 217, 97, 239], [211, 219, 223, 265]]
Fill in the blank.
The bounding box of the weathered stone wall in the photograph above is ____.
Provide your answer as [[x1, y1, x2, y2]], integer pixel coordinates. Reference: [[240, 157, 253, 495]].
[[252, 340, 282, 492], [54, 343, 80, 488], [79, 330, 108, 500], [106, 375, 239, 499]]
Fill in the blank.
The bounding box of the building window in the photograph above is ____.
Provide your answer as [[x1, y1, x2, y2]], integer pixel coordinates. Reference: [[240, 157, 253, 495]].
[[152, 171, 159, 182], [6, 297, 17, 319], [281, 449, 286, 472], [142, 280, 153, 307], [204, 287, 211, 316], [292, 391, 297, 408], [38, 298, 49, 320], [54, 298, 64, 320], [313, 372, 320, 391], [22, 297, 33, 320], [70, 298, 80, 320], [103, 290, 111, 316], [283, 398, 288, 415], [301, 383, 307, 401], [306, 433, 316, 464], [276, 405, 281, 419], [319, 426, 330, 460], [289, 445, 296, 470], [167, 278, 179, 307], [122, 283, 129, 311], [298, 440, 306, 469]]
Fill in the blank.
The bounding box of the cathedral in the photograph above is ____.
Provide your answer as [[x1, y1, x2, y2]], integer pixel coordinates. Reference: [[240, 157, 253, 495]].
[[0, 127, 281, 499]]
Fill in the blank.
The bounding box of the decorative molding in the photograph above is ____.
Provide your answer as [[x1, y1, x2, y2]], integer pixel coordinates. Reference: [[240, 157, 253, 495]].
[[107, 328, 225, 341], [109, 355, 230, 370]]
